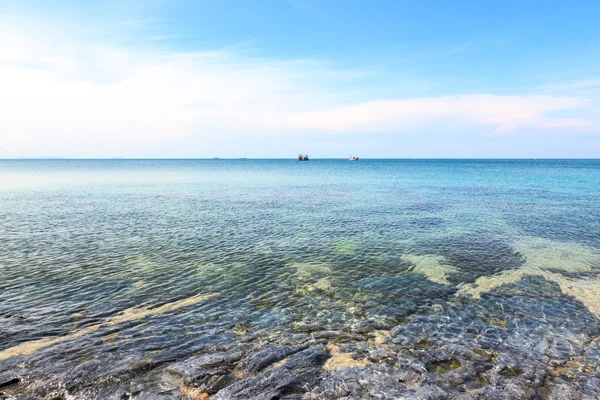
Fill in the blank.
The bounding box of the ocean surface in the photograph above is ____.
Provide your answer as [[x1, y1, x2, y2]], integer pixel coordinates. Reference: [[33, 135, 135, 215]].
[[1, 159, 600, 399]]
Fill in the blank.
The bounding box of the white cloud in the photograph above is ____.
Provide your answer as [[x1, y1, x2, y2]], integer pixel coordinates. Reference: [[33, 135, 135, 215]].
[[270, 95, 591, 134], [0, 20, 598, 156]]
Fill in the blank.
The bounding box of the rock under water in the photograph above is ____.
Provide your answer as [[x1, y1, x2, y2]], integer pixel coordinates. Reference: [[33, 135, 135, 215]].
[[1, 275, 599, 399]]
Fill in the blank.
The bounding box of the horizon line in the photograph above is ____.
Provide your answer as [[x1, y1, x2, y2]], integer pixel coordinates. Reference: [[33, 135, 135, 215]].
[[1, 157, 599, 161]]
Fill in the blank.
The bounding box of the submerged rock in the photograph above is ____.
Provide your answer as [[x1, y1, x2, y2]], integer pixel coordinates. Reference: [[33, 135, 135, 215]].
[[3, 262, 600, 399], [242, 345, 308, 373], [323, 343, 370, 371], [426, 359, 462, 374], [213, 346, 329, 400], [165, 346, 245, 387], [0, 374, 20, 389]]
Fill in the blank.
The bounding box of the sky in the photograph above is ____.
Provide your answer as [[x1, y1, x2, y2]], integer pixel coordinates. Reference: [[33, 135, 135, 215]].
[[0, 0, 599, 158]]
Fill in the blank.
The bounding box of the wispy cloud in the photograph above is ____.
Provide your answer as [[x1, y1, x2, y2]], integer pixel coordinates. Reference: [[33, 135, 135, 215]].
[[0, 18, 598, 157], [271, 95, 591, 134]]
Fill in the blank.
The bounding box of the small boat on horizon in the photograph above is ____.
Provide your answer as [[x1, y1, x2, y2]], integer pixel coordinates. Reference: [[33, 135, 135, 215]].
[[349, 155, 359, 161], [297, 154, 309, 161]]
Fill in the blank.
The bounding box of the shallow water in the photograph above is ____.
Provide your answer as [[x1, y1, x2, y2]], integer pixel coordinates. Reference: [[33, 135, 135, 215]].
[[1, 159, 599, 399]]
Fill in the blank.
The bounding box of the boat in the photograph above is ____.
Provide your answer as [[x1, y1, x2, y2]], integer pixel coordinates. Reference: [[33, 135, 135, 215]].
[[297, 154, 309, 161], [349, 155, 359, 161]]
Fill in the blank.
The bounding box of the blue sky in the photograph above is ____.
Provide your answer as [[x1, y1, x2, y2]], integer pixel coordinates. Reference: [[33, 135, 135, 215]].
[[1, 0, 599, 157]]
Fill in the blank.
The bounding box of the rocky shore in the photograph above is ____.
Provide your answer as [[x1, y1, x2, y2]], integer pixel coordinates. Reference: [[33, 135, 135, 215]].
[[1, 274, 599, 400]]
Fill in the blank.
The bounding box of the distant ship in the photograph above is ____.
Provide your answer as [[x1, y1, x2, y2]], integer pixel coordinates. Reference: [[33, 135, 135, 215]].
[[297, 154, 309, 161], [349, 155, 359, 161]]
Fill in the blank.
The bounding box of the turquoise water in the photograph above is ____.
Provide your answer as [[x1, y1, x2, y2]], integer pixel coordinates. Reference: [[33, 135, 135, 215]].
[[1, 159, 600, 398]]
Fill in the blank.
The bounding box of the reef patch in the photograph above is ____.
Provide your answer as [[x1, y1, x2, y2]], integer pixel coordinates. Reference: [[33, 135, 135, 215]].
[[402, 254, 459, 285], [458, 237, 600, 317], [0, 292, 219, 361]]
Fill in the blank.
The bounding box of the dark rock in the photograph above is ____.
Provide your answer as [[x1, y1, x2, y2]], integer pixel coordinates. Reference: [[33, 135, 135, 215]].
[[541, 383, 584, 400], [242, 345, 308, 372], [305, 364, 420, 399], [455, 386, 519, 399], [279, 333, 311, 346], [498, 367, 524, 378], [413, 384, 448, 399], [165, 347, 245, 386], [0, 375, 20, 389], [292, 322, 325, 333], [204, 374, 236, 394], [426, 359, 461, 374], [214, 345, 329, 400], [69, 379, 183, 400], [311, 331, 366, 342]]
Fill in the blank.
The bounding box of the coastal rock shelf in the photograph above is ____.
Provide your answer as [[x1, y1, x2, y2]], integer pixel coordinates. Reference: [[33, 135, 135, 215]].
[[1, 276, 599, 399]]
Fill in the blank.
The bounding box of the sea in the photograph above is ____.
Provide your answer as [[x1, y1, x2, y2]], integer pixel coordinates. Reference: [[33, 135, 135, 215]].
[[1, 159, 599, 398]]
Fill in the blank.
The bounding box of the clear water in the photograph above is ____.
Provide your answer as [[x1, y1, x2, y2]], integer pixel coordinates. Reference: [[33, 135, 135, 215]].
[[1, 159, 600, 397]]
